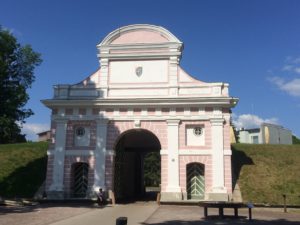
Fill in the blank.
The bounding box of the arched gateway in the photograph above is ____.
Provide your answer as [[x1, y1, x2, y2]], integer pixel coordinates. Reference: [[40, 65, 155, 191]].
[[114, 129, 161, 200], [42, 24, 238, 202]]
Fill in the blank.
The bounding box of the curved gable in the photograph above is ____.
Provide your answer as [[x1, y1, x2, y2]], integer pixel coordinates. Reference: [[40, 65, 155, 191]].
[[111, 30, 169, 44], [99, 24, 182, 46]]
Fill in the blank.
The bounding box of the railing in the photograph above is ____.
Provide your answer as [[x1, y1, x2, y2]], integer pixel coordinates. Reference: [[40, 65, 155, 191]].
[[53, 85, 102, 99], [53, 83, 229, 99]]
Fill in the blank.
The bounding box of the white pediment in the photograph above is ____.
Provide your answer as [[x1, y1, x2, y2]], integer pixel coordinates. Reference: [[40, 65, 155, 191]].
[[49, 24, 231, 100]]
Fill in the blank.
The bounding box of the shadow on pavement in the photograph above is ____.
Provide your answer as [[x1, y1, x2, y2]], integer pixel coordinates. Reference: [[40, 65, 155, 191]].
[[0, 202, 107, 215], [143, 217, 300, 225]]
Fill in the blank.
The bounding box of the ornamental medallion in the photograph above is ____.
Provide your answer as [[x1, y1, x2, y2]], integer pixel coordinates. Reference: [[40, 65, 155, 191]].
[[135, 66, 143, 77]]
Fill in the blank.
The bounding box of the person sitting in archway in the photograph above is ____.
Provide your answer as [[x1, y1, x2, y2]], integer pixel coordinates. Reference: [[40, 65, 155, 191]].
[[97, 188, 106, 206]]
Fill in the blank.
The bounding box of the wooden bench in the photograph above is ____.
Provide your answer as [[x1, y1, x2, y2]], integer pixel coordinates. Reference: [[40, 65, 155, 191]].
[[199, 201, 253, 220]]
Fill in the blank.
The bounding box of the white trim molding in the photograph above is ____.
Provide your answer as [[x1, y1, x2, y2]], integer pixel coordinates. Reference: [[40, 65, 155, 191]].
[[160, 149, 232, 155]]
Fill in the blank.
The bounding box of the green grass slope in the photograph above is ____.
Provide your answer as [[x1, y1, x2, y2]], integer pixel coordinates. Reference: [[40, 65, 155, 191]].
[[1, 141, 299, 205], [0, 142, 48, 198], [232, 144, 300, 205]]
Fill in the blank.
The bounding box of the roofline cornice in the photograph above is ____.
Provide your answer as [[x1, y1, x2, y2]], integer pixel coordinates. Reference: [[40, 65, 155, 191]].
[[41, 97, 238, 108]]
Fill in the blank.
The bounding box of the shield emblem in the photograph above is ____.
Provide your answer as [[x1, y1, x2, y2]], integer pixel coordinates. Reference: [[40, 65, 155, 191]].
[[135, 66, 143, 77]]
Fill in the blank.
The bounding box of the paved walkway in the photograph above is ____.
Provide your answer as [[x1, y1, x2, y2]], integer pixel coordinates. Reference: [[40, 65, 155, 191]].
[[1, 202, 300, 225], [51, 202, 158, 225], [145, 205, 300, 225], [0, 203, 97, 225], [0, 202, 158, 225]]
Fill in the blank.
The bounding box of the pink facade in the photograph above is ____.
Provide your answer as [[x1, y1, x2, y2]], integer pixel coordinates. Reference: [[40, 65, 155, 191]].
[[42, 24, 238, 201]]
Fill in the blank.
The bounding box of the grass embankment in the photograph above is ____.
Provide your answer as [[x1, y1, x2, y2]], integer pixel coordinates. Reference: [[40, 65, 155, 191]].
[[0, 141, 299, 205], [232, 144, 300, 205], [0, 142, 48, 198]]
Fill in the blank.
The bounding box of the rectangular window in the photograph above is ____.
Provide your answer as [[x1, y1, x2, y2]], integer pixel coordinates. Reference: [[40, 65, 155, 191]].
[[251, 136, 259, 144]]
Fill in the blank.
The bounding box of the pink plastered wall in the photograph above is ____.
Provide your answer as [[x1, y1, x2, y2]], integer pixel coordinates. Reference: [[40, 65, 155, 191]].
[[160, 155, 168, 192], [178, 66, 206, 84], [223, 120, 231, 150], [45, 155, 54, 191], [106, 120, 167, 150], [48, 120, 56, 150], [65, 120, 96, 150], [179, 120, 212, 150], [105, 154, 114, 190], [75, 69, 101, 87], [224, 155, 232, 193], [63, 156, 95, 197], [111, 30, 169, 44], [179, 155, 212, 193]]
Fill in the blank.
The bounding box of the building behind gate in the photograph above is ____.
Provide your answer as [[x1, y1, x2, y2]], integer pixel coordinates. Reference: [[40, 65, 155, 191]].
[[42, 24, 238, 202]]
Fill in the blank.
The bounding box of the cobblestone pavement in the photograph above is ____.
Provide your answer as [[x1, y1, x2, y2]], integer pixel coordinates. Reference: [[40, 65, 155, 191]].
[[1, 203, 300, 225]]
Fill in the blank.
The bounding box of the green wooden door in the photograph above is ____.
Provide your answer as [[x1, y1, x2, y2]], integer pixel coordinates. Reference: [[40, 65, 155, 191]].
[[73, 163, 89, 198], [187, 163, 205, 199]]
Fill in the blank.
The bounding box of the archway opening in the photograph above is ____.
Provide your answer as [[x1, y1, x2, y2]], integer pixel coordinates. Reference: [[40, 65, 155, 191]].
[[114, 129, 161, 202], [186, 163, 205, 200], [71, 162, 89, 198]]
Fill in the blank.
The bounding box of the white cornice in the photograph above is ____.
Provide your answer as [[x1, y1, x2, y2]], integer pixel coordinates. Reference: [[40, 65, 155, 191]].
[[98, 52, 181, 60], [100, 42, 181, 50], [41, 97, 238, 108], [51, 115, 210, 121], [160, 149, 232, 155]]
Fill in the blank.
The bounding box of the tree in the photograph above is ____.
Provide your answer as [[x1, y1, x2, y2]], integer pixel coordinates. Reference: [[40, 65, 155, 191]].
[[144, 151, 161, 187], [0, 26, 42, 143], [292, 135, 300, 145]]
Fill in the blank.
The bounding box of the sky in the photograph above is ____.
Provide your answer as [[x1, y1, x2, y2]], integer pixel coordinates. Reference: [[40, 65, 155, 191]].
[[1, 0, 300, 140]]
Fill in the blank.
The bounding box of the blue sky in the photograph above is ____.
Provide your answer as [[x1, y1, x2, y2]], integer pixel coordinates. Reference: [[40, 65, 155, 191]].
[[1, 0, 300, 140]]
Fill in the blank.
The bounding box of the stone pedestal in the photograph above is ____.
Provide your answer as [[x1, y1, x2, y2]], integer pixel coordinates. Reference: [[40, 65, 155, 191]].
[[160, 192, 183, 201], [47, 191, 64, 200]]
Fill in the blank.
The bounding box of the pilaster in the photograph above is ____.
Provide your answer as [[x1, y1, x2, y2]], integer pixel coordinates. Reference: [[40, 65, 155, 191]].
[[99, 57, 109, 97], [48, 118, 68, 199], [93, 119, 108, 192], [162, 119, 181, 200], [169, 55, 179, 96], [208, 116, 228, 201]]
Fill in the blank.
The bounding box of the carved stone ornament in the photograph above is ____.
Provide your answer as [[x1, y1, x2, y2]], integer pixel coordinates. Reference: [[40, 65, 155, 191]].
[[193, 127, 203, 136], [135, 66, 143, 77], [75, 127, 85, 137]]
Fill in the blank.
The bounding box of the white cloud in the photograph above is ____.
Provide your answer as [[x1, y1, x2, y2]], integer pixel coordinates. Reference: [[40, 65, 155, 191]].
[[282, 65, 294, 72], [269, 56, 300, 97], [269, 77, 300, 97], [295, 67, 300, 74], [281, 56, 300, 74], [21, 123, 50, 141], [292, 57, 300, 64], [233, 113, 278, 130]]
